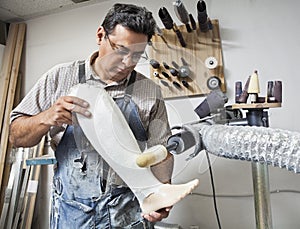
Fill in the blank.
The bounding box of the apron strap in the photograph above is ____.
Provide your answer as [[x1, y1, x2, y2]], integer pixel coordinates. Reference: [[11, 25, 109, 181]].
[[125, 70, 136, 95], [78, 60, 86, 83]]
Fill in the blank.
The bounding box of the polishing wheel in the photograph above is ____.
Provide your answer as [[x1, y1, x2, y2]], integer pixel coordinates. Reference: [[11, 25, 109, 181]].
[[136, 145, 168, 167]]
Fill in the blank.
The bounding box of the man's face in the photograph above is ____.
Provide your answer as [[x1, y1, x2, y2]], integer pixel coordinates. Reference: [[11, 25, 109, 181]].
[[97, 25, 148, 82]]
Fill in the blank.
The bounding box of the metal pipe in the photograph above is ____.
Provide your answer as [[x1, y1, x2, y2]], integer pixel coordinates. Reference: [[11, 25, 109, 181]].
[[247, 109, 273, 229], [251, 162, 273, 229]]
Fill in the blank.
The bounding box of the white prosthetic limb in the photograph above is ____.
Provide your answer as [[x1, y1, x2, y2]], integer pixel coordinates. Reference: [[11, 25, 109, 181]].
[[69, 84, 199, 214]]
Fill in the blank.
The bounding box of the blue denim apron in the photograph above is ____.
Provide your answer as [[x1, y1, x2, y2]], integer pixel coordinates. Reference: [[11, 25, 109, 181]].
[[50, 63, 153, 229]]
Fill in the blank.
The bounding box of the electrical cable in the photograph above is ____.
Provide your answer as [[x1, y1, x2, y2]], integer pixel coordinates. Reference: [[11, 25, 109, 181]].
[[192, 189, 300, 199], [198, 150, 300, 229], [205, 150, 222, 229]]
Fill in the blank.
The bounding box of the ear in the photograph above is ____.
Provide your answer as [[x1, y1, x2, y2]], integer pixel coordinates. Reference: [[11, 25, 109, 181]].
[[96, 26, 105, 45]]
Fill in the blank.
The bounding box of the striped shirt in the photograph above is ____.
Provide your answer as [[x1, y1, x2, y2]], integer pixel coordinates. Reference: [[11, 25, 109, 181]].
[[10, 52, 171, 149]]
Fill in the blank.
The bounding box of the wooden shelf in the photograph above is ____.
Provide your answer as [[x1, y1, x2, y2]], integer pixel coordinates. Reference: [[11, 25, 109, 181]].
[[231, 102, 282, 110]]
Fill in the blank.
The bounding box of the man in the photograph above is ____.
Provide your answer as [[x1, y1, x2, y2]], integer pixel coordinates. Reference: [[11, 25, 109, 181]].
[[10, 3, 173, 228]]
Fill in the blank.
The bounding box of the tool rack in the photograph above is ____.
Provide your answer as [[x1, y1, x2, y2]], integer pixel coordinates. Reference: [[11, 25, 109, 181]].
[[150, 20, 225, 99]]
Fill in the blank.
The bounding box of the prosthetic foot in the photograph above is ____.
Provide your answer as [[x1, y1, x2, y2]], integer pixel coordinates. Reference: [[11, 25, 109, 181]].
[[141, 179, 199, 213], [69, 84, 199, 213]]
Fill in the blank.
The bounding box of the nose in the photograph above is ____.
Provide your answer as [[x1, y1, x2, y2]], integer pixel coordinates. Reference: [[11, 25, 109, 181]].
[[121, 54, 135, 67]]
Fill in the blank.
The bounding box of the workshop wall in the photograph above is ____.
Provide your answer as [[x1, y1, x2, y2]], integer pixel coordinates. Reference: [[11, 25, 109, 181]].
[[20, 0, 300, 228]]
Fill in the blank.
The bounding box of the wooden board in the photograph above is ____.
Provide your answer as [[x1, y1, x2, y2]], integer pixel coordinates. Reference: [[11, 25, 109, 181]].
[[150, 19, 225, 99], [20, 137, 45, 229], [0, 149, 22, 229], [231, 102, 282, 110], [0, 23, 18, 134], [0, 75, 21, 216], [12, 163, 31, 229], [6, 149, 23, 228], [0, 23, 26, 193]]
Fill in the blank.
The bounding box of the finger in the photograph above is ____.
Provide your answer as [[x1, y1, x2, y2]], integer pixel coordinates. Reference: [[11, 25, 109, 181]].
[[55, 120, 68, 127], [52, 113, 72, 126], [69, 104, 76, 111], [63, 96, 91, 117], [164, 207, 172, 212], [142, 211, 165, 222], [64, 96, 89, 108], [142, 214, 157, 222], [155, 209, 169, 219], [70, 104, 91, 118]]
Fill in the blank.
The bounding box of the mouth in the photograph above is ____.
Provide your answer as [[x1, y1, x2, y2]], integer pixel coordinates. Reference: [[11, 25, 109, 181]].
[[116, 67, 126, 73], [107, 67, 130, 80], [112, 66, 131, 74]]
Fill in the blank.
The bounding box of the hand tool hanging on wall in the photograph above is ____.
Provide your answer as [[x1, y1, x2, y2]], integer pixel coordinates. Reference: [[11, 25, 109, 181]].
[[158, 7, 186, 47], [178, 65, 191, 78], [173, 0, 192, 33], [189, 13, 197, 30], [155, 26, 169, 46], [206, 76, 221, 90], [170, 60, 191, 78], [170, 68, 179, 76], [197, 0, 212, 32], [149, 59, 160, 69]]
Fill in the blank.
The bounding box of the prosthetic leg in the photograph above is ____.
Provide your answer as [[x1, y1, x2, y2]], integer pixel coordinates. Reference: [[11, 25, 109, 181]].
[[69, 84, 199, 214]]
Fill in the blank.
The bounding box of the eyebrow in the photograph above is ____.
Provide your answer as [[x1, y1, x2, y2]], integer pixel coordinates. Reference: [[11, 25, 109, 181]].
[[116, 44, 145, 54], [116, 44, 130, 51]]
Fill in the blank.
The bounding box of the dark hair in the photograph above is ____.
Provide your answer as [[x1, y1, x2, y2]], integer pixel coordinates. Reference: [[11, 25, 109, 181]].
[[101, 3, 156, 42]]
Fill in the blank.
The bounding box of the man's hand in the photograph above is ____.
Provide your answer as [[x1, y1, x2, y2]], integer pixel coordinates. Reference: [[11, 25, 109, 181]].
[[142, 207, 172, 222], [10, 96, 91, 147], [41, 96, 91, 127]]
